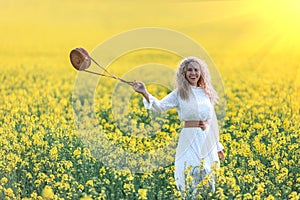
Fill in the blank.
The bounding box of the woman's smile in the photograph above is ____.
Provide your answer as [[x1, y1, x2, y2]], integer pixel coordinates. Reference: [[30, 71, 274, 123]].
[[185, 62, 201, 86]]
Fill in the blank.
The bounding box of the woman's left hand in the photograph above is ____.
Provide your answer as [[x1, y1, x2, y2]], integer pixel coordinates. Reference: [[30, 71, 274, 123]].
[[199, 120, 209, 130], [218, 151, 225, 161]]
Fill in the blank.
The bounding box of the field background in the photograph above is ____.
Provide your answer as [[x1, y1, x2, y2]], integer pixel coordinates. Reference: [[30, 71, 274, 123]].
[[0, 0, 299, 199]]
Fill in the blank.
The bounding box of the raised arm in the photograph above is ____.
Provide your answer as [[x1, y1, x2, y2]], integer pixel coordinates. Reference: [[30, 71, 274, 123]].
[[132, 81, 178, 112], [132, 81, 150, 103]]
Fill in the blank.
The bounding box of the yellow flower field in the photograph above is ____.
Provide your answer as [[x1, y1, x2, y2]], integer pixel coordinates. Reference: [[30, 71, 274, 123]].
[[0, 0, 299, 199]]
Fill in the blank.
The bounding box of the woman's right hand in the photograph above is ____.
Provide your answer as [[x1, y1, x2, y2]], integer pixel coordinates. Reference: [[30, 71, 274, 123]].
[[132, 81, 150, 103], [132, 81, 147, 94]]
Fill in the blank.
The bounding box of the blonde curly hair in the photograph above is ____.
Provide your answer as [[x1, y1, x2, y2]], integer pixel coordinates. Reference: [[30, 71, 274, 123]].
[[176, 56, 219, 104]]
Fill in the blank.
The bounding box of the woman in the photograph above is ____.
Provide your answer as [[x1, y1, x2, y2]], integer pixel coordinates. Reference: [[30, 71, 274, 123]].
[[132, 56, 225, 196]]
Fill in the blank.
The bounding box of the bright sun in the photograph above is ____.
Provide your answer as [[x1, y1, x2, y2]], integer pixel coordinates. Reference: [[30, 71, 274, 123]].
[[258, 1, 300, 36], [245, 0, 300, 52]]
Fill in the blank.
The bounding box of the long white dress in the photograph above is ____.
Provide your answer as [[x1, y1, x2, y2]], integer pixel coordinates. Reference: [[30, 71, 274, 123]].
[[143, 85, 224, 194]]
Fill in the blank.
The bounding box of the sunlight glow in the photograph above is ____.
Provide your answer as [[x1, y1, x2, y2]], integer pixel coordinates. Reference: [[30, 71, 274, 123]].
[[257, 1, 300, 36]]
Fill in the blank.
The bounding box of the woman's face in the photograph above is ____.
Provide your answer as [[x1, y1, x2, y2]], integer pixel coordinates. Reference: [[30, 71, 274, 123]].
[[185, 62, 201, 86]]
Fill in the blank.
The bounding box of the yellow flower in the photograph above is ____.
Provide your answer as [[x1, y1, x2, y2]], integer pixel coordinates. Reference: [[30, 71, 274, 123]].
[[5, 188, 15, 198], [265, 194, 275, 200], [288, 191, 299, 200], [73, 147, 81, 158], [127, 174, 134, 181], [243, 174, 253, 183], [62, 174, 69, 182], [255, 183, 265, 195], [49, 146, 58, 160], [34, 179, 42, 186], [123, 183, 135, 194], [138, 189, 147, 200], [86, 180, 94, 187], [78, 184, 84, 190], [80, 197, 93, 200], [26, 173, 33, 179], [1, 177, 8, 184], [216, 187, 224, 197], [41, 185, 54, 199], [99, 167, 106, 174], [233, 185, 240, 193], [244, 193, 252, 200], [31, 192, 38, 199]]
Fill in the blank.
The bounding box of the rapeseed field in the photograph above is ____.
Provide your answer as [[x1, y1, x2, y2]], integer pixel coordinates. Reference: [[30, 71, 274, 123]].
[[0, 1, 299, 199]]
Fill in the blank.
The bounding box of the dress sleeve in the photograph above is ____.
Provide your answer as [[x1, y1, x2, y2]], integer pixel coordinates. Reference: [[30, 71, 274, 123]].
[[216, 141, 224, 152], [208, 106, 224, 152], [143, 90, 178, 112]]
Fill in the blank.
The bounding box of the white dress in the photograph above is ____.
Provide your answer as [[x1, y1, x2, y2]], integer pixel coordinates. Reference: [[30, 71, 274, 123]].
[[143, 86, 224, 193]]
